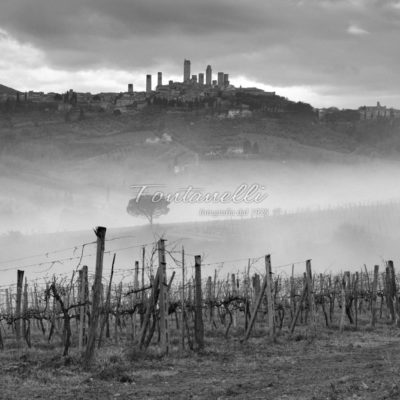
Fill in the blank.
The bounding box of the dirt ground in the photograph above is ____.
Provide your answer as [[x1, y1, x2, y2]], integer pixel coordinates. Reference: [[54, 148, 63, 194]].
[[1, 324, 400, 400]]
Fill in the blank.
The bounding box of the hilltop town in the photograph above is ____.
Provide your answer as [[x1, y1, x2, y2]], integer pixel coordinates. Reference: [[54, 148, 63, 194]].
[[0, 59, 283, 118], [1, 59, 400, 162], [1, 58, 400, 122]]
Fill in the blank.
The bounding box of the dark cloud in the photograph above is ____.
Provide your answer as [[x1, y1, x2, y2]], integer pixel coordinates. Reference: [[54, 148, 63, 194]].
[[0, 0, 400, 106]]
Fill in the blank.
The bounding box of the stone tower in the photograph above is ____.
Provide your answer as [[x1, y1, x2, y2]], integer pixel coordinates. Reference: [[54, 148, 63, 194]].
[[146, 74, 152, 93], [206, 65, 212, 85], [217, 72, 224, 87], [224, 74, 229, 86], [184, 59, 191, 83], [198, 73, 204, 85]]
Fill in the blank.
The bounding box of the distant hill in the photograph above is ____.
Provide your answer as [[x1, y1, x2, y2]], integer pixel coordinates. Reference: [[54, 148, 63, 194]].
[[0, 84, 20, 94]]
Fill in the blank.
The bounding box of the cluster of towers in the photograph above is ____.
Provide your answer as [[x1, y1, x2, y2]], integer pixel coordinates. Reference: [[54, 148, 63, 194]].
[[143, 72, 163, 93], [183, 59, 229, 88], [127, 59, 231, 94]]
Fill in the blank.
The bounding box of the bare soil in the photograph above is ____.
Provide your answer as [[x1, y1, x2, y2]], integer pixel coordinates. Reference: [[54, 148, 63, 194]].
[[1, 325, 400, 400]]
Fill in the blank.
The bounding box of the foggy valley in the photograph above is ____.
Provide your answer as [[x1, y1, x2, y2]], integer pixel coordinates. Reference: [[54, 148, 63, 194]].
[[1, 109, 400, 285]]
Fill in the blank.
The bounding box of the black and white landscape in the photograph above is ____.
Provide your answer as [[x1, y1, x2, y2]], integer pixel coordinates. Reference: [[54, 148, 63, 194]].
[[1, 2, 400, 399]]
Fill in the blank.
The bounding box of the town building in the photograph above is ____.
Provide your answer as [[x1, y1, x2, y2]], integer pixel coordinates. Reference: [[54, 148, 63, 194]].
[[184, 59, 191, 83], [199, 73, 204, 85], [359, 102, 393, 120], [224, 74, 229, 86], [217, 72, 224, 87], [206, 65, 212, 86], [146, 75, 152, 93]]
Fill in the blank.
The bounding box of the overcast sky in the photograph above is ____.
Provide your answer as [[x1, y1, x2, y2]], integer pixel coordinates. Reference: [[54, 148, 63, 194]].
[[0, 0, 399, 108]]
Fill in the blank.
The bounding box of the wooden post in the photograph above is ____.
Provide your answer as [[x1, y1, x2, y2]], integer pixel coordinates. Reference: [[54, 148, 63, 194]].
[[78, 265, 88, 352], [359, 271, 364, 314], [320, 274, 329, 327], [370, 265, 379, 327], [212, 269, 217, 323], [140, 246, 146, 327], [242, 275, 267, 341], [265, 255, 275, 339], [385, 265, 395, 322], [194, 255, 204, 350], [180, 246, 185, 352], [114, 282, 122, 344], [98, 254, 115, 348], [339, 272, 349, 333], [138, 268, 160, 348], [289, 276, 307, 334], [22, 278, 27, 343], [387, 261, 400, 326], [244, 260, 250, 331], [339, 272, 346, 332], [305, 260, 317, 335], [290, 264, 296, 320], [134, 261, 139, 299], [84, 226, 106, 368], [231, 273, 237, 328], [158, 239, 169, 354], [141, 246, 145, 302], [23, 278, 30, 347], [379, 272, 385, 319], [353, 272, 359, 329], [15, 270, 24, 346], [253, 273, 261, 325]]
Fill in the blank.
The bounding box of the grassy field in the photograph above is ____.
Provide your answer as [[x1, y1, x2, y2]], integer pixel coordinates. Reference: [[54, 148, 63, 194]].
[[1, 322, 400, 400]]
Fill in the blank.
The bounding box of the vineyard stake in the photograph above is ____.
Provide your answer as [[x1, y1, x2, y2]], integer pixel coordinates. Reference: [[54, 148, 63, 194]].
[[98, 253, 115, 348], [387, 261, 400, 326], [23, 278, 31, 347], [141, 246, 145, 327], [78, 265, 88, 351], [138, 268, 160, 348], [158, 239, 169, 354], [84, 226, 106, 368], [180, 246, 185, 352], [289, 277, 307, 335], [15, 270, 24, 347], [265, 255, 275, 340], [306, 260, 317, 336], [370, 265, 379, 327], [339, 272, 347, 333], [194, 255, 204, 350], [242, 270, 267, 341]]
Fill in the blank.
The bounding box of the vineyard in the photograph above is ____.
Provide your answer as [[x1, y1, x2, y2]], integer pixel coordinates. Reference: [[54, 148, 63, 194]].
[[1, 226, 400, 399]]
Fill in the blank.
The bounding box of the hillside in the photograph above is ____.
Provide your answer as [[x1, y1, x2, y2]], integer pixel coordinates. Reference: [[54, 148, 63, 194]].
[[0, 84, 20, 94], [2, 108, 400, 158], [1, 106, 400, 240]]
